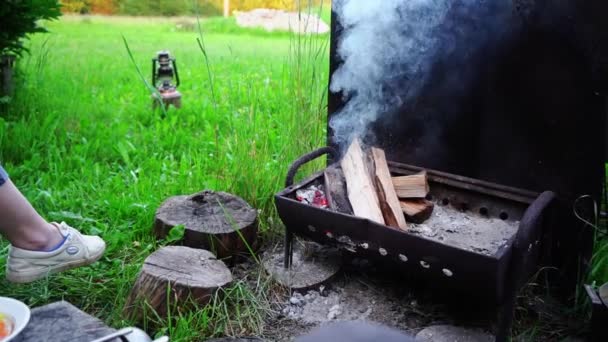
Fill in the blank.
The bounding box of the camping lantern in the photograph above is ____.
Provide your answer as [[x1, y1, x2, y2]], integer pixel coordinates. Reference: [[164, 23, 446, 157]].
[[152, 50, 181, 109]]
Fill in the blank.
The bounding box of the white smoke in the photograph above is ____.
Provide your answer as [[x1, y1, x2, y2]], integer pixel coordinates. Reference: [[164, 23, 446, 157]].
[[329, 0, 517, 151]]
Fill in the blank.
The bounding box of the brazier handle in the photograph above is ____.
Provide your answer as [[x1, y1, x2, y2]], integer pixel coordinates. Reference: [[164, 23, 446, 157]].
[[285, 147, 338, 187]]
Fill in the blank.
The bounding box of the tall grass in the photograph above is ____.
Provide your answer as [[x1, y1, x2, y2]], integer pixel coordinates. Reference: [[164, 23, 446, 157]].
[[590, 238, 608, 284], [0, 11, 329, 340], [590, 172, 608, 286]]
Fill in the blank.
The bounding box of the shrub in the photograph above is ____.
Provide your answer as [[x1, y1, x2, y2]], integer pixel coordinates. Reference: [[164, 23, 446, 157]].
[[61, 0, 113, 14], [59, 0, 88, 13], [89, 0, 116, 15], [0, 0, 62, 56]]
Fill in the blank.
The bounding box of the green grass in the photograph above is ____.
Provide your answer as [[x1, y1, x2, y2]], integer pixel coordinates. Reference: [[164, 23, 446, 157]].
[[587, 177, 608, 288], [0, 14, 328, 340], [590, 237, 608, 285]]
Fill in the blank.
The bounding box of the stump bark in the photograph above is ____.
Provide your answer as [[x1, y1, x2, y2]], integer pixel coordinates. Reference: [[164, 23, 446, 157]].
[[154, 190, 258, 258], [124, 246, 232, 321]]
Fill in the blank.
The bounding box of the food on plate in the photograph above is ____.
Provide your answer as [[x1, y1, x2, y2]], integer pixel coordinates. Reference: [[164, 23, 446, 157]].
[[0, 312, 14, 340]]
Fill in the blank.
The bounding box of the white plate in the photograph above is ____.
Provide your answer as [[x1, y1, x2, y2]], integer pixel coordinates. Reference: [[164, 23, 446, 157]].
[[0, 297, 30, 342]]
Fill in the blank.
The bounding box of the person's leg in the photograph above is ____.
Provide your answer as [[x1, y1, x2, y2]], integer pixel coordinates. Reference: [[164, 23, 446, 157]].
[[0, 165, 106, 283], [0, 175, 64, 251]]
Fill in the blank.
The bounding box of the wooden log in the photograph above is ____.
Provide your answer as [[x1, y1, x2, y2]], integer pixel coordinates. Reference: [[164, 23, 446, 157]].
[[124, 246, 232, 321], [154, 190, 258, 258], [340, 139, 385, 225], [324, 164, 353, 214], [400, 199, 434, 223], [371, 147, 408, 230], [392, 171, 430, 199]]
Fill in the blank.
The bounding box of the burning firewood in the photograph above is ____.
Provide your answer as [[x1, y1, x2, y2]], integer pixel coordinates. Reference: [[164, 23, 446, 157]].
[[399, 199, 434, 224], [324, 165, 353, 214], [340, 138, 385, 225], [371, 147, 408, 230], [392, 171, 430, 199], [339, 139, 408, 230]]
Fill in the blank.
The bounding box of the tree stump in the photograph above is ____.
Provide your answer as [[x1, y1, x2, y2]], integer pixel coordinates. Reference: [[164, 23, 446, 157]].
[[124, 246, 232, 321], [154, 190, 258, 258]]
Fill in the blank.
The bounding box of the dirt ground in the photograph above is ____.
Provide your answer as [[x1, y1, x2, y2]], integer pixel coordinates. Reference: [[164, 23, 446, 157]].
[[260, 256, 494, 341], [228, 237, 587, 341]]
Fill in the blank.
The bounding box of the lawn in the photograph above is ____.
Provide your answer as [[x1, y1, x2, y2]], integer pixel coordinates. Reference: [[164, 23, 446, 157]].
[[0, 14, 329, 340]]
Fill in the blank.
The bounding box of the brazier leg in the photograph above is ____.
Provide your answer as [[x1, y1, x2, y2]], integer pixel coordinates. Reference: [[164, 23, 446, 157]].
[[284, 229, 294, 268]]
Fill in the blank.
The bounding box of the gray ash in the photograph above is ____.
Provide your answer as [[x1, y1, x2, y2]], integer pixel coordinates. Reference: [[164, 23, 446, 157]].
[[407, 203, 518, 255]]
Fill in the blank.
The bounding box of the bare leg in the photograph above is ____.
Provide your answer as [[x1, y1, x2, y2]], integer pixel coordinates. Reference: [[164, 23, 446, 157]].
[[0, 178, 63, 250]]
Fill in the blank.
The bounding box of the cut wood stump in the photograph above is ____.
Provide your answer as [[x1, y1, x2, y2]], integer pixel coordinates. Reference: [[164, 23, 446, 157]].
[[124, 246, 232, 321], [154, 190, 258, 258], [263, 240, 341, 290]]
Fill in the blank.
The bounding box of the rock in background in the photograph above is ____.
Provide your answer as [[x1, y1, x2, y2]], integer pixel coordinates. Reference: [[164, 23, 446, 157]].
[[235, 9, 330, 34]]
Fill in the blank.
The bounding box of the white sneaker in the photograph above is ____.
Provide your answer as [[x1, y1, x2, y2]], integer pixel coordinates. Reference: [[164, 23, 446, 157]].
[[6, 222, 106, 283]]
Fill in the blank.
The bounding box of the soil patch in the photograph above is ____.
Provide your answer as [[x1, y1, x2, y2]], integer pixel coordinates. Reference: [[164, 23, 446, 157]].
[[262, 261, 467, 341]]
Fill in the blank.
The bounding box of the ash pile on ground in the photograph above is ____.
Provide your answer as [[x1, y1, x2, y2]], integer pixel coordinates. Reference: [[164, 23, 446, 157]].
[[235, 8, 330, 34], [407, 203, 519, 255], [268, 272, 442, 340], [281, 285, 373, 323], [254, 244, 580, 341]]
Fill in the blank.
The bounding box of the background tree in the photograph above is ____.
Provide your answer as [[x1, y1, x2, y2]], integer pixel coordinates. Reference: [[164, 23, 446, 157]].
[[224, 0, 230, 17], [0, 0, 62, 56], [89, 0, 116, 14], [0, 0, 62, 96]]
